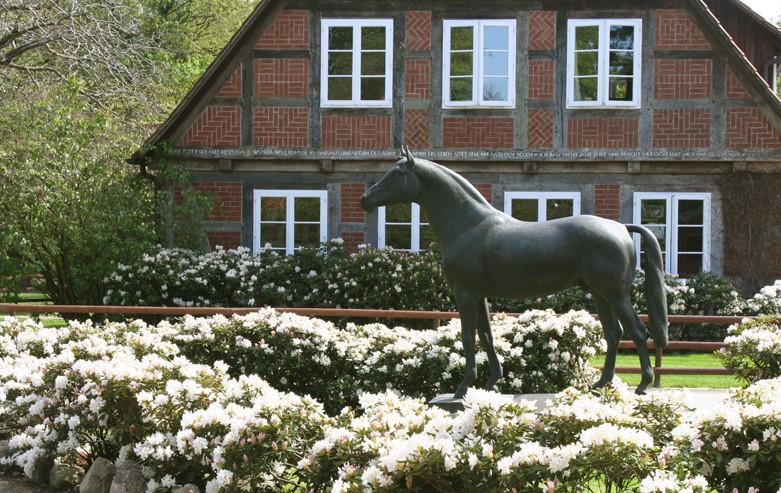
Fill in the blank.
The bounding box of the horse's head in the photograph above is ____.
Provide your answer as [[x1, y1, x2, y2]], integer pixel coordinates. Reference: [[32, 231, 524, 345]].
[[360, 146, 422, 212]]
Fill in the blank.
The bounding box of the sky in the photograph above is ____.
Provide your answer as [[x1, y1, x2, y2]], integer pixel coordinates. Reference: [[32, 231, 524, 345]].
[[739, 0, 781, 24]]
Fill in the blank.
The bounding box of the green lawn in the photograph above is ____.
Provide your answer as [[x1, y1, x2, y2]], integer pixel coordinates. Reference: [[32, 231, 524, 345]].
[[590, 351, 742, 389]]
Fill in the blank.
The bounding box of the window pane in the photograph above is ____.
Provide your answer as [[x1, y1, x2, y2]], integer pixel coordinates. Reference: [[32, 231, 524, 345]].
[[546, 199, 574, 220], [260, 197, 286, 221], [385, 225, 411, 249], [609, 51, 634, 75], [386, 203, 411, 222], [294, 197, 320, 222], [641, 199, 667, 224], [483, 51, 508, 76], [678, 226, 704, 252], [511, 199, 538, 221], [678, 200, 704, 225], [420, 224, 436, 250], [608, 77, 633, 101], [450, 52, 473, 76], [574, 77, 598, 101], [329, 27, 353, 49], [328, 52, 352, 75], [483, 78, 508, 101], [419, 207, 429, 223], [677, 254, 703, 278], [361, 52, 385, 75], [575, 51, 599, 76], [484, 25, 508, 50], [328, 77, 352, 100], [361, 26, 385, 50], [609, 25, 634, 50], [645, 225, 667, 249], [261, 223, 286, 248], [360, 77, 385, 100], [451, 26, 474, 50], [450, 78, 473, 101], [575, 25, 599, 50], [294, 224, 321, 247]]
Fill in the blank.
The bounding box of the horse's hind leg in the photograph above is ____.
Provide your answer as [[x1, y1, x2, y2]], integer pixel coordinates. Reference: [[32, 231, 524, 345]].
[[476, 298, 503, 392], [591, 293, 622, 390], [454, 289, 479, 400], [613, 298, 654, 394]]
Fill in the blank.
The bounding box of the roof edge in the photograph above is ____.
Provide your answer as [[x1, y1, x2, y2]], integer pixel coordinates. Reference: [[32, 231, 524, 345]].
[[130, 0, 285, 163]]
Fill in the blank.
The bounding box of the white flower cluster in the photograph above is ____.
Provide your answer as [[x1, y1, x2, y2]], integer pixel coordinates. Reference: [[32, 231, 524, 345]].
[[746, 279, 781, 314]]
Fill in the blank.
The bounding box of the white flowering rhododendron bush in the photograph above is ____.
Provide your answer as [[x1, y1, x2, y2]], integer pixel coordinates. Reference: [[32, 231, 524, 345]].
[[101, 244, 754, 336], [2, 313, 781, 492]]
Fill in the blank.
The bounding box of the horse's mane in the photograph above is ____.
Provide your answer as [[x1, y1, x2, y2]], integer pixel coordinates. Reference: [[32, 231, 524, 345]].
[[415, 158, 493, 207]]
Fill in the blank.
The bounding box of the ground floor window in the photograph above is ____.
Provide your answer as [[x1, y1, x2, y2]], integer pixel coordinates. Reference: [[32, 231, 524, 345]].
[[253, 190, 327, 255], [378, 203, 435, 251], [633, 192, 711, 277], [504, 192, 581, 221]]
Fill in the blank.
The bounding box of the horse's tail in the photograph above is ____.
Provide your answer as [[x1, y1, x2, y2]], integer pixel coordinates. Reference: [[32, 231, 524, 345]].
[[626, 224, 669, 348]]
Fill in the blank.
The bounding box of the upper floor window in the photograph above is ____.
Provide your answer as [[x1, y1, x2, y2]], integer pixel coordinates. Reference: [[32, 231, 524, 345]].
[[504, 192, 581, 221], [253, 190, 328, 255], [321, 19, 393, 107], [566, 19, 642, 108], [378, 203, 435, 251], [443, 19, 516, 108], [633, 192, 711, 277]]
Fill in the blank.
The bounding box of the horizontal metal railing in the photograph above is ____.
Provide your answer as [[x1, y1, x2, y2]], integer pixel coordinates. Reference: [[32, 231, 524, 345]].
[[1, 304, 750, 387]]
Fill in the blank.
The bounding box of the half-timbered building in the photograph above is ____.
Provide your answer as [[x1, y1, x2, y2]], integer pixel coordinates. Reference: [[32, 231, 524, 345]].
[[131, 0, 781, 290]]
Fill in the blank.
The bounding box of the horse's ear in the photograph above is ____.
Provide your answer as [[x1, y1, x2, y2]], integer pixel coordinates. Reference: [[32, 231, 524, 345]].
[[401, 145, 416, 169]]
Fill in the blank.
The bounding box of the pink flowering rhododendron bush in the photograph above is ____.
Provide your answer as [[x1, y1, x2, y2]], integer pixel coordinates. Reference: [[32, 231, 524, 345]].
[[2, 313, 781, 492]]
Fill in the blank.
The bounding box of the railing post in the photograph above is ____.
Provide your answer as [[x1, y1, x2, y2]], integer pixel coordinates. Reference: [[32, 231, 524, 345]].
[[433, 318, 440, 330], [654, 347, 663, 388]]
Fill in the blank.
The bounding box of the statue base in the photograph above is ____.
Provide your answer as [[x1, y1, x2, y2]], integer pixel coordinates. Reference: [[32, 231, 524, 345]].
[[428, 393, 556, 413]]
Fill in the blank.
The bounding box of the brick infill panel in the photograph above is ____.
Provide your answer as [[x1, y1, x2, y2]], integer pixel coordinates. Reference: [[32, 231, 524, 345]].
[[653, 109, 710, 148], [179, 106, 241, 147], [255, 59, 308, 99], [529, 11, 556, 51], [655, 10, 710, 50], [322, 116, 392, 148], [567, 118, 638, 149], [443, 117, 514, 148], [256, 10, 309, 50], [406, 11, 431, 51], [191, 181, 243, 222], [654, 59, 712, 99], [726, 107, 781, 148], [341, 182, 366, 223], [254, 107, 309, 147], [594, 184, 620, 221]]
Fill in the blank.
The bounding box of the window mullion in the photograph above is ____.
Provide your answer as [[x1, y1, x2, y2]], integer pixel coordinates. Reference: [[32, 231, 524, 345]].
[[353, 25, 362, 103], [411, 203, 421, 251], [599, 22, 608, 105]]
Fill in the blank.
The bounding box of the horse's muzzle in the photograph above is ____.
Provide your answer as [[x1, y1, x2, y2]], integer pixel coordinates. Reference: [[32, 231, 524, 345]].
[[359, 193, 376, 212]]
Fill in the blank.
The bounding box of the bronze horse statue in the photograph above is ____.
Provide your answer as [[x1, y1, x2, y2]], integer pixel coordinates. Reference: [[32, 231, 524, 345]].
[[360, 147, 668, 399]]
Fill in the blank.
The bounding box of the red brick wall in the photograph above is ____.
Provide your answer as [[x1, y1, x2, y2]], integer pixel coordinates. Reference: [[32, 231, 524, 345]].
[[255, 59, 308, 98], [405, 59, 431, 99], [405, 109, 430, 148], [567, 118, 638, 148], [654, 59, 712, 99], [726, 69, 750, 99], [528, 60, 554, 100], [655, 10, 710, 50], [529, 11, 556, 50], [322, 116, 392, 148], [594, 184, 620, 221], [207, 231, 242, 250], [217, 67, 242, 98], [192, 182, 243, 221], [256, 10, 309, 49], [528, 109, 554, 148], [341, 182, 366, 223], [254, 107, 308, 147], [406, 11, 431, 51], [443, 118, 514, 148], [726, 107, 781, 148], [179, 107, 241, 147], [340, 232, 366, 253], [653, 109, 711, 148]]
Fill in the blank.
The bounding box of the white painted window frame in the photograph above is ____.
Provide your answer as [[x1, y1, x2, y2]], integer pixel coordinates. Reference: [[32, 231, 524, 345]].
[[378, 203, 430, 251], [443, 19, 517, 108], [320, 19, 393, 108], [253, 190, 328, 255], [503, 191, 582, 221], [632, 192, 711, 275], [566, 18, 642, 109]]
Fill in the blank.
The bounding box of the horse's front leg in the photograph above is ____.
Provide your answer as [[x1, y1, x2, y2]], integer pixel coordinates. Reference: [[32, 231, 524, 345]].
[[454, 291, 478, 400], [591, 294, 623, 390], [476, 298, 502, 392]]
